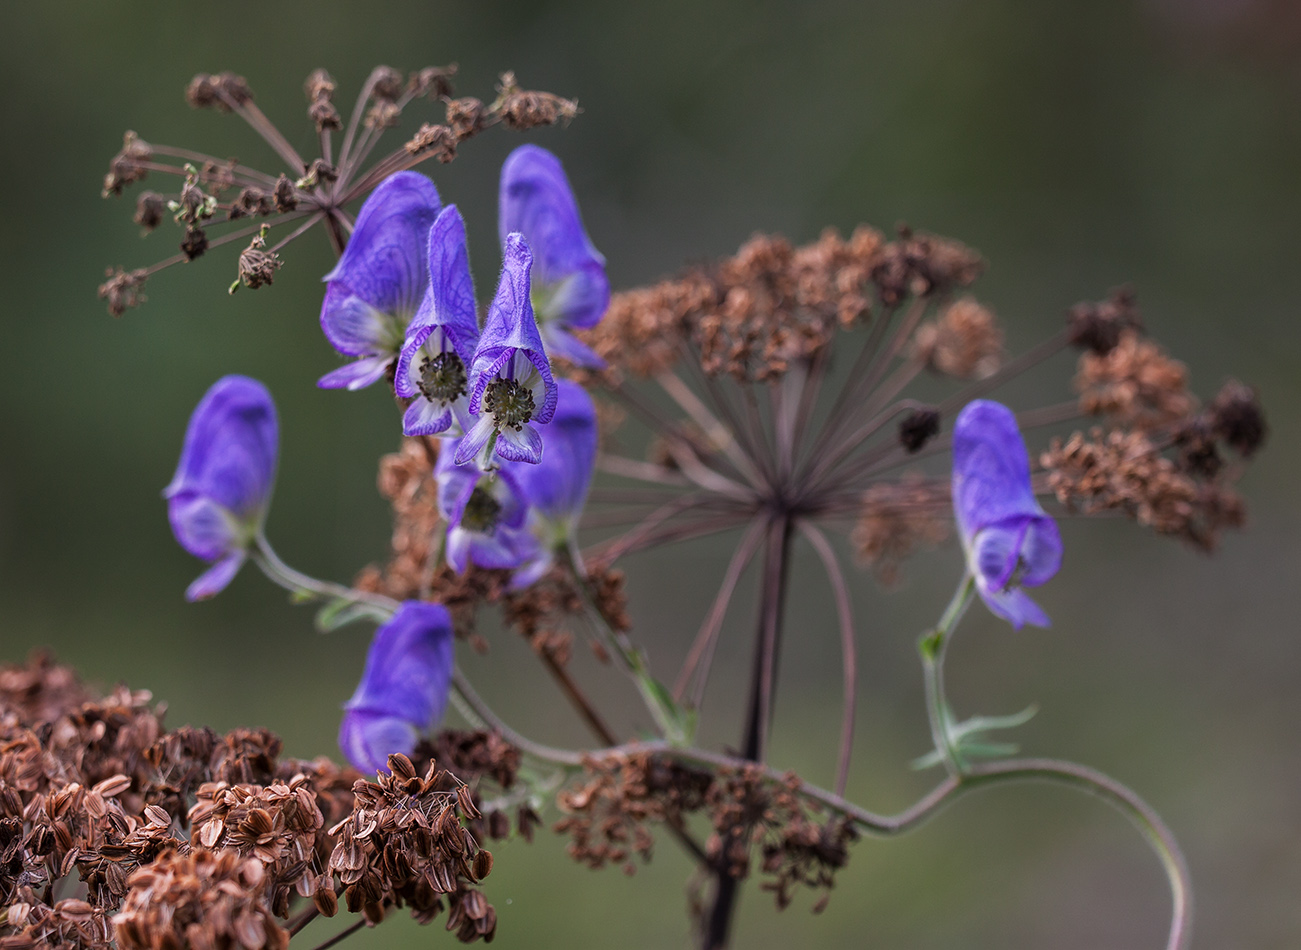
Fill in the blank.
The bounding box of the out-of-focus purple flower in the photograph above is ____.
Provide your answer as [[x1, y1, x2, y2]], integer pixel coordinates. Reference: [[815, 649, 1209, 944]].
[[339, 601, 454, 775], [952, 400, 1062, 629], [163, 376, 278, 602], [499, 145, 609, 368], [318, 172, 441, 390], [394, 205, 480, 437], [456, 233, 558, 469], [506, 379, 599, 587], [436, 443, 539, 573]]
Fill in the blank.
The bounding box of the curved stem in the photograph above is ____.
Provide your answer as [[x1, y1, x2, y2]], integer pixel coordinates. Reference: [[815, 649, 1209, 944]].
[[919, 574, 976, 775], [250, 534, 398, 616]]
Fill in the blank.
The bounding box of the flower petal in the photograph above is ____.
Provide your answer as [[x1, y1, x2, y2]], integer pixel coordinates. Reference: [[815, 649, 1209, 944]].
[[185, 552, 246, 602], [338, 710, 419, 775], [344, 602, 455, 729], [494, 423, 543, 464], [317, 355, 393, 391], [319, 291, 401, 358], [499, 145, 609, 329], [541, 322, 607, 369], [506, 379, 598, 521], [402, 397, 454, 437], [975, 584, 1052, 630], [322, 171, 441, 320]]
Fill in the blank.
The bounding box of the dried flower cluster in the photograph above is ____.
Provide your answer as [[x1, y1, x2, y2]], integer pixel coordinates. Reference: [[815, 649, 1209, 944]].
[[1076, 330, 1196, 430], [99, 66, 577, 315], [851, 478, 952, 585], [913, 296, 1003, 379], [0, 653, 505, 949]]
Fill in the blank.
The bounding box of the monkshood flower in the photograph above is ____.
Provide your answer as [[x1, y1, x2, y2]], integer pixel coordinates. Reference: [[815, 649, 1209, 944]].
[[506, 379, 599, 587], [394, 205, 480, 437], [436, 442, 539, 573], [318, 171, 441, 390], [499, 144, 609, 367], [339, 601, 454, 775], [952, 399, 1063, 629], [163, 376, 277, 602], [456, 233, 558, 469]]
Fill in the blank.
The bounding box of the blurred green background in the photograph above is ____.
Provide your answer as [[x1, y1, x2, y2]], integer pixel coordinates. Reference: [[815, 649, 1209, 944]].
[[1, 0, 1298, 946]]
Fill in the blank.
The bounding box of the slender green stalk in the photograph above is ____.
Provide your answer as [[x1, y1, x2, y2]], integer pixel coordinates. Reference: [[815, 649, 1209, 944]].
[[250, 533, 398, 618], [918, 573, 976, 774]]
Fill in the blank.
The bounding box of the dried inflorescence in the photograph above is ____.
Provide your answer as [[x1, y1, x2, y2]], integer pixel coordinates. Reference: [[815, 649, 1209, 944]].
[[913, 296, 1003, 379], [555, 752, 711, 873], [1041, 427, 1245, 550], [1067, 286, 1143, 355], [1076, 330, 1196, 430], [581, 225, 987, 382], [0, 654, 502, 950], [852, 478, 951, 585], [328, 753, 496, 940]]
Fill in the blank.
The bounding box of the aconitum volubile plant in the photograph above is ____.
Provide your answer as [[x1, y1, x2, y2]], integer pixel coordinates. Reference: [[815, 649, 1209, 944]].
[[0, 62, 1266, 949]]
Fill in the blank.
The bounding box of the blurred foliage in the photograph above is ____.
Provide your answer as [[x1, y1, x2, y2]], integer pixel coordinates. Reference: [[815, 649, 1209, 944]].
[[0, 0, 1298, 946]]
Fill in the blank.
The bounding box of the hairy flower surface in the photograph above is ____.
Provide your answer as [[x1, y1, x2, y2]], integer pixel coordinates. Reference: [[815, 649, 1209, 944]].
[[318, 172, 442, 389], [163, 376, 278, 601], [952, 400, 1062, 628], [339, 602, 455, 774], [436, 447, 538, 573], [395, 205, 481, 437], [457, 234, 557, 468], [499, 145, 609, 367]]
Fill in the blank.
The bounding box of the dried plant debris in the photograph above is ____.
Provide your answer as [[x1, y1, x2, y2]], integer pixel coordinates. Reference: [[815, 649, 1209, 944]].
[[0, 653, 507, 948]]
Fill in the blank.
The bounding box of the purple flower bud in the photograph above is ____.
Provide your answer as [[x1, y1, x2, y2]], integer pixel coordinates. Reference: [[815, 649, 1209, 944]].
[[163, 376, 278, 601], [318, 172, 442, 390], [499, 145, 609, 368], [952, 400, 1062, 629], [339, 601, 455, 775], [395, 205, 481, 437], [456, 233, 558, 469], [435, 445, 539, 573]]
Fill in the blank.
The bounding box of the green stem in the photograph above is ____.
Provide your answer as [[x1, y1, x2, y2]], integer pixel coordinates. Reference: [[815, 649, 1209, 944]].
[[250, 533, 398, 618], [919, 573, 976, 774]]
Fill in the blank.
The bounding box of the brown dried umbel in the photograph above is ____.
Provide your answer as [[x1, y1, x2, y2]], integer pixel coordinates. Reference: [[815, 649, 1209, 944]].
[[555, 752, 711, 873], [913, 297, 1003, 379], [114, 847, 288, 950], [235, 231, 282, 291], [1041, 427, 1246, 551], [704, 765, 854, 912], [328, 753, 496, 941], [851, 478, 951, 585], [1067, 286, 1143, 355], [1076, 330, 1196, 430], [869, 226, 984, 306], [1208, 378, 1267, 457], [101, 64, 578, 313]]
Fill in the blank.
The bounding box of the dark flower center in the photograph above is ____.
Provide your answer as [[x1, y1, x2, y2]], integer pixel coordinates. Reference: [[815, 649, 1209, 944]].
[[462, 487, 502, 533], [484, 378, 536, 431], [999, 554, 1029, 592], [417, 351, 468, 404]]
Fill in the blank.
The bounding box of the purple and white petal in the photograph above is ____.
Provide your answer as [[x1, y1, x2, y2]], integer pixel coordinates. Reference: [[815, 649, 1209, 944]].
[[318, 355, 393, 391], [185, 552, 247, 602]]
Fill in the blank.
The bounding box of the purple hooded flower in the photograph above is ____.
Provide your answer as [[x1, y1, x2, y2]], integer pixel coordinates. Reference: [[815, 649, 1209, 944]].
[[339, 601, 454, 775], [456, 233, 558, 469], [163, 376, 278, 602], [952, 400, 1062, 629], [318, 172, 442, 390], [499, 144, 609, 368], [505, 379, 599, 587], [435, 443, 539, 573], [394, 205, 481, 437]]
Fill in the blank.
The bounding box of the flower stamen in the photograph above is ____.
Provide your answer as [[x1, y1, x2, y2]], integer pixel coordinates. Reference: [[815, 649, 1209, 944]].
[[418, 351, 468, 404], [484, 378, 536, 431]]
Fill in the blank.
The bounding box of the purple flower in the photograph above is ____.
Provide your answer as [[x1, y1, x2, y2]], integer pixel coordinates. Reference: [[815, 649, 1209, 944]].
[[318, 172, 442, 390], [163, 376, 278, 601], [435, 444, 539, 573], [952, 400, 1062, 629], [505, 379, 599, 587], [499, 145, 609, 368], [456, 233, 558, 469], [339, 601, 454, 775], [394, 205, 481, 437]]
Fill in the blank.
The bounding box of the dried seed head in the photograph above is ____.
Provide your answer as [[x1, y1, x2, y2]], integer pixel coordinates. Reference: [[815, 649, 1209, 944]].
[[1067, 286, 1142, 355], [1208, 378, 1267, 457], [410, 65, 458, 99], [370, 65, 405, 102], [1076, 330, 1195, 430], [180, 226, 208, 261], [230, 186, 276, 220], [186, 71, 253, 111], [102, 131, 152, 197], [851, 478, 950, 586], [913, 297, 1003, 379], [898, 407, 941, 453], [405, 122, 457, 161], [304, 68, 336, 103], [235, 233, 282, 291], [97, 267, 148, 315], [870, 226, 983, 305], [133, 191, 165, 231], [445, 97, 486, 140], [493, 72, 579, 129], [272, 174, 298, 213]]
